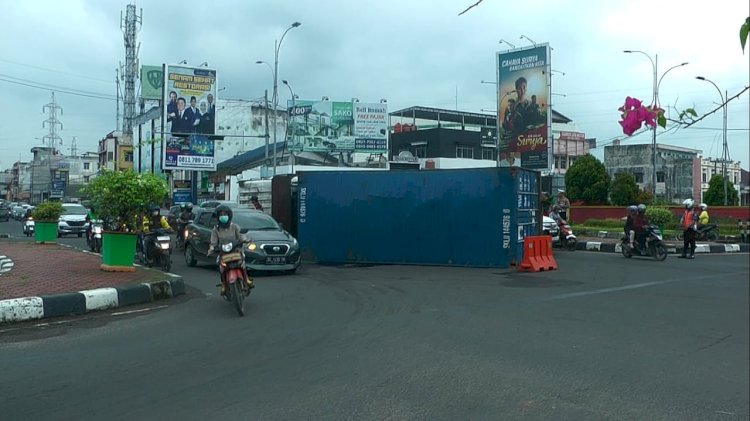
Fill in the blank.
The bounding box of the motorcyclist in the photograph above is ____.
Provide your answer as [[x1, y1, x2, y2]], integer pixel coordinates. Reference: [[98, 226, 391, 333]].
[[698, 203, 709, 230], [678, 199, 699, 259], [624, 205, 638, 248], [631, 204, 649, 249], [250, 195, 264, 212], [85, 206, 98, 243], [207, 205, 254, 296], [177, 202, 196, 239], [140, 204, 172, 265], [548, 205, 563, 224]]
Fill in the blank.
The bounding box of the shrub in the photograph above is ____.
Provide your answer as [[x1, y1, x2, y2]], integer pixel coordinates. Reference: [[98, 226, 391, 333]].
[[32, 201, 64, 221], [645, 206, 674, 228]]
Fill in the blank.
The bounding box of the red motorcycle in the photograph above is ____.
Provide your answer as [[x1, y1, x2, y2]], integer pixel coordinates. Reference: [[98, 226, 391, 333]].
[[217, 241, 252, 316]]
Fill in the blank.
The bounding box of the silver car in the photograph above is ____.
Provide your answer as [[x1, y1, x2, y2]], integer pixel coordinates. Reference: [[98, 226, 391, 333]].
[[58, 203, 89, 237]]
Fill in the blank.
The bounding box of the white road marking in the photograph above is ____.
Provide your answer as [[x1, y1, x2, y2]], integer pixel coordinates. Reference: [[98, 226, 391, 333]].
[[111, 305, 168, 316]]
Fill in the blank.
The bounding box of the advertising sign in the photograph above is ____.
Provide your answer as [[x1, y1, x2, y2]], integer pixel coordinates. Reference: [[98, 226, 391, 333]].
[[140, 65, 163, 100], [287, 100, 388, 154], [173, 179, 192, 204], [162, 65, 218, 171], [497, 44, 551, 170]]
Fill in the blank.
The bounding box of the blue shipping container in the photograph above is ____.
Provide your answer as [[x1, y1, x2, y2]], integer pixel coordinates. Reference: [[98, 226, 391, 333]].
[[297, 167, 539, 268]]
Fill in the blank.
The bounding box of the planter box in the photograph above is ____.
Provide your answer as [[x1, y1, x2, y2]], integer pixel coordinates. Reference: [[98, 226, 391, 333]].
[[34, 221, 58, 243], [101, 232, 138, 272]]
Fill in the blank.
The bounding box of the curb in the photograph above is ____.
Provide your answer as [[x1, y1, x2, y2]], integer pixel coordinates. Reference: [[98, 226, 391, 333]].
[[575, 241, 750, 254], [0, 277, 185, 324]]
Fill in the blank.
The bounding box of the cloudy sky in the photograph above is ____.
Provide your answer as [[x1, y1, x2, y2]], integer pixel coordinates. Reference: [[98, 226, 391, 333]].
[[1, 0, 748, 171]]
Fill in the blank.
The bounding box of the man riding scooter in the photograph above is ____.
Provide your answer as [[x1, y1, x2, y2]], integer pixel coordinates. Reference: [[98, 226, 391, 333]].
[[176, 202, 196, 248], [629, 204, 649, 250], [140, 204, 173, 266]]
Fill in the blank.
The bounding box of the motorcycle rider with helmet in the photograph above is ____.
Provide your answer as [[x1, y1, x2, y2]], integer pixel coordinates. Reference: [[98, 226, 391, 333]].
[[624, 205, 638, 248], [678, 199, 699, 259], [698, 203, 709, 230], [630, 204, 649, 250], [207, 205, 254, 296], [177, 202, 196, 240], [140, 204, 172, 265]]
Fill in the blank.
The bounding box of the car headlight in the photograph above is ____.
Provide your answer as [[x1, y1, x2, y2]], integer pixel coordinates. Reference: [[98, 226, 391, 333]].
[[292, 237, 298, 247], [247, 242, 257, 251]]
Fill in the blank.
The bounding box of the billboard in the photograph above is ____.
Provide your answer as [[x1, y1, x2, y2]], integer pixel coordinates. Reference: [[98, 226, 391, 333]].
[[140, 65, 163, 100], [287, 100, 388, 154], [162, 64, 218, 171], [497, 44, 551, 170]]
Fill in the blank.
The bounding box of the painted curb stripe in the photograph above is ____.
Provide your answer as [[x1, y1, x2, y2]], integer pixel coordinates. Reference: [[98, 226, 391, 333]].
[[115, 284, 153, 307], [585, 242, 602, 251], [725, 244, 740, 253], [79, 288, 119, 311], [40, 293, 86, 318], [169, 279, 186, 296], [0, 297, 44, 323]]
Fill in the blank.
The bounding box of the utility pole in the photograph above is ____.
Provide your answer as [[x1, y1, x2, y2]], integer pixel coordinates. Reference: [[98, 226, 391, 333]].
[[721, 89, 729, 205], [42, 92, 63, 152], [120, 3, 142, 136], [69, 136, 77, 157], [264, 90, 270, 167], [115, 68, 121, 132]]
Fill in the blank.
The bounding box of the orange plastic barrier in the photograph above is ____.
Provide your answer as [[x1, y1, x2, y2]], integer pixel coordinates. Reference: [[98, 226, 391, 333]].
[[518, 235, 558, 272]]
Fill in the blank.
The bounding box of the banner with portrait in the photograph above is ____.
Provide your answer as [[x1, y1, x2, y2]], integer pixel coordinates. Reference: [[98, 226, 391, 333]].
[[496, 45, 551, 170], [162, 64, 218, 171]]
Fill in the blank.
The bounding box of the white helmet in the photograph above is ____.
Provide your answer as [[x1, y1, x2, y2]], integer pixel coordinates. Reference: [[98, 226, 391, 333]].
[[700, 203, 707, 210], [683, 199, 694, 209]]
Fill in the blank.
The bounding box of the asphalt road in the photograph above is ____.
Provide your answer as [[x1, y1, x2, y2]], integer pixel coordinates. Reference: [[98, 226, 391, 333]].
[[1, 222, 748, 420]]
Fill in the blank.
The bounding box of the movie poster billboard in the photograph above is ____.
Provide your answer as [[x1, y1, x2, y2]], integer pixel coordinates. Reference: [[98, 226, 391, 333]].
[[287, 100, 388, 154], [497, 44, 551, 170], [162, 65, 218, 171]]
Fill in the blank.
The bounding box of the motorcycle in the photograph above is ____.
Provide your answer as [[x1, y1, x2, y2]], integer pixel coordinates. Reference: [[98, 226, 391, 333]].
[[141, 228, 172, 272], [216, 241, 251, 316], [553, 216, 577, 251], [621, 224, 668, 261], [23, 217, 35, 237], [86, 219, 104, 253], [675, 224, 719, 242], [175, 220, 193, 250]]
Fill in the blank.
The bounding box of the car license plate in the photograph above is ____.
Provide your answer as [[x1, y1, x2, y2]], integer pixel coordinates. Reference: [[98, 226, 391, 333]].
[[266, 256, 286, 264], [157, 236, 171, 242]]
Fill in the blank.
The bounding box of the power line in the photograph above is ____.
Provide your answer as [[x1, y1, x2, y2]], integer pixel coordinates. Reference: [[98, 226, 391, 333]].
[[0, 58, 113, 83], [0, 73, 116, 98], [0, 76, 116, 101]]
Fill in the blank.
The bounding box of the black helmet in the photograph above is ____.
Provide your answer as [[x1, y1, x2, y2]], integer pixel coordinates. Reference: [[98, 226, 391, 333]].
[[185, 202, 193, 211], [216, 205, 232, 224], [250, 195, 259, 202], [149, 204, 160, 215]]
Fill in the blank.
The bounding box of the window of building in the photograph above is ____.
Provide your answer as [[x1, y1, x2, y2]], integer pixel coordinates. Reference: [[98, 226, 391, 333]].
[[656, 171, 665, 183], [481, 148, 495, 160], [84, 176, 90, 183], [456, 145, 473, 159], [414, 145, 427, 158], [83, 162, 90, 170], [702, 171, 707, 183], [107, 152, 114, 161], [634, 173, 644, 183], [555, 156, 567, 169], [125, 152, 133, 162]]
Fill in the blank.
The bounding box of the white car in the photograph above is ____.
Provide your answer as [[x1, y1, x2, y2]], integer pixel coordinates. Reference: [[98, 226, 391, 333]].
[[543, 215, 560, 243], [58, 203, 89, 237]]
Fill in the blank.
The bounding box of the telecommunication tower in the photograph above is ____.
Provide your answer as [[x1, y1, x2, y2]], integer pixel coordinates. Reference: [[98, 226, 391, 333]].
[[120, 3, 142, 135]]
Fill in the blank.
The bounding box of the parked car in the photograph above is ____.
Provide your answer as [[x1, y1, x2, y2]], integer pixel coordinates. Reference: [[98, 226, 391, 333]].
[[58, 203, 89, 237], [543, 215, 560, 243], [199, 200, 244, 209], [0, 204, 11, 222], [184, 208, 300, 274]]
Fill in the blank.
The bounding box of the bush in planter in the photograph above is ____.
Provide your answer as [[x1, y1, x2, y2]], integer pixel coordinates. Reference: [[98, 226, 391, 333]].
[[81, 169, 169, 232], [645, 207, 674, 230], [32, 201, 64, 221]]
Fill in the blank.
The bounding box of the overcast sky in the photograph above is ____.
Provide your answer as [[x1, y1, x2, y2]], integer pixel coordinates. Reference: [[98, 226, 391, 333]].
[[1, 0, 748, 171]]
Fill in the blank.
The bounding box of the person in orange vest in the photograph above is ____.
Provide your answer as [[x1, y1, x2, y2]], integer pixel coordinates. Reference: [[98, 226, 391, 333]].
[[679, 199, 699, 259]]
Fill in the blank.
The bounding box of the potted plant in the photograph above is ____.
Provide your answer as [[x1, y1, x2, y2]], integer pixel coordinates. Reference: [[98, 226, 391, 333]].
[[32, 201, 64, 244], [82, 169, 169, 271]]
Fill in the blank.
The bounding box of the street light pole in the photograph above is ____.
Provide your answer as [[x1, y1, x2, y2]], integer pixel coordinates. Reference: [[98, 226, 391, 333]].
[[624, 50, 687, 200], [283, 79, 296, 174], [696, 76, 728, 205], [272, 21, 301, 177]]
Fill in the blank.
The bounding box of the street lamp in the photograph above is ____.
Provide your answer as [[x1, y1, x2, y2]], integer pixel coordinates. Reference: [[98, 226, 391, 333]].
[[519, 35, 537, 46], [696, 76, 729, 205], [623, 50, 688, 199], [271, 21, 301, 176], [498, 39, 516, 49], [282, 80, 297, 173]]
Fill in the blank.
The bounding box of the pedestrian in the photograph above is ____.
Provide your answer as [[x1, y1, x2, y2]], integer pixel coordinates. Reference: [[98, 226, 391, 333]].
[[250, 195, 263, 212], [679, 199, 699, 259]]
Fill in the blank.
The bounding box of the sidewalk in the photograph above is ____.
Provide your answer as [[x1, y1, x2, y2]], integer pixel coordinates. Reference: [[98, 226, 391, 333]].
[[0, 238, 184, 324], [573, 234, 750, 254]]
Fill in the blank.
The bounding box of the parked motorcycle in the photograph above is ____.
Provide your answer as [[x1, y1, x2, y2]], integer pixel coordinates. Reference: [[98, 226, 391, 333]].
[[216, 241, 251, 316], [141, 228, 172, 272], [22, 217, 35, 237], [553, 216, 577, 251], [621, 225, 668, 261], [675, 224, 719, 242], [86, 219, 104, 253]]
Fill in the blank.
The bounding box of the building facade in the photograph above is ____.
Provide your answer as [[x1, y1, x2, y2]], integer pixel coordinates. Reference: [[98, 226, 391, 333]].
[[603, 143, 702, 204], [98, 132, 133, 171], [699, 157, 742, 203]]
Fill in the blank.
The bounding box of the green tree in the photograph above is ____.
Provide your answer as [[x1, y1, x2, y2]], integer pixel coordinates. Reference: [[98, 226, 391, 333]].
[[565, 154, 610, 205], [635, 189, 654, 205], [703, 173, 739, 206], [609, 172, 639, 205]]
